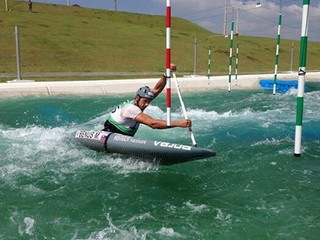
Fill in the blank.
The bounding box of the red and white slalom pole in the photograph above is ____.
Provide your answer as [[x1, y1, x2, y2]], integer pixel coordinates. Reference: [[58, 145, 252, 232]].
[[166, 0, 171, 126]]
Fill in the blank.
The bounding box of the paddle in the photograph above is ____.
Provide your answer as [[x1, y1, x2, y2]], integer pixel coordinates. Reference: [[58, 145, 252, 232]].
[[172, 72, 197, 147]]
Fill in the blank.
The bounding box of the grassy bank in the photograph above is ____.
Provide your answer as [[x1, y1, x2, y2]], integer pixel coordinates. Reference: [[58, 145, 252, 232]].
[[1, 1, 320, 80]]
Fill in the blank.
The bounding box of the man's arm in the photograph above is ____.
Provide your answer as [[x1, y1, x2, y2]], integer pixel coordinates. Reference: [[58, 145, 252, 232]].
[[152, 75, 167, 98], [152, 63, 176, 98], [135, 112, 191, 129]]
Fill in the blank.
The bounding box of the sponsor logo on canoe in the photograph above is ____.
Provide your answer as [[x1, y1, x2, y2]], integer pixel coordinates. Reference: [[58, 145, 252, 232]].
[[114, 135, 146, 144], [75, 131, 110, 141], [154, 141, 191, 151]]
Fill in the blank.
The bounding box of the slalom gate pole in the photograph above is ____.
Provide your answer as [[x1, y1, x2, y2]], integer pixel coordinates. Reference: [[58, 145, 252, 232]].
[[294, 0, 310, 157], [173, 72, 197, 147], [235, 42, 239, 85], [207, 45, 212, 82], [228, 21, 234, 92], [165, 0, 171, 126], [273, 13, 282, 95]]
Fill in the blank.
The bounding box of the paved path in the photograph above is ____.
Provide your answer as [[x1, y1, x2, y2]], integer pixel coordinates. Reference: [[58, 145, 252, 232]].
[[1, 72, 320, 98]]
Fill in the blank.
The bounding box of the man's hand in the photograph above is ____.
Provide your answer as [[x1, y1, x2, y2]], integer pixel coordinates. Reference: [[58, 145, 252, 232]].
[[170, 63, 177, 72], [180, 119, 192, 129]]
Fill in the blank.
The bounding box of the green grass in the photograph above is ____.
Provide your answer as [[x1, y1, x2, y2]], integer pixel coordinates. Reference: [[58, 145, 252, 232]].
[[1, 1, 319, 80]]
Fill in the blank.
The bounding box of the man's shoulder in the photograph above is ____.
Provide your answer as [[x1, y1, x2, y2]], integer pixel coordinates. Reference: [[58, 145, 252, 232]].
[[125, 102, 140, 110]]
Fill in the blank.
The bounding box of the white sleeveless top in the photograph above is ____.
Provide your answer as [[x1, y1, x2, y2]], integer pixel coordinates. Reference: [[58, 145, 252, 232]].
[[107, 100, 142, 136]]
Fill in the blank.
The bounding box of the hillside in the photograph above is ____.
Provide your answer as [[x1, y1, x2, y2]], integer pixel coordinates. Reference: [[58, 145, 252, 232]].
[[1, 1, 320, 80]]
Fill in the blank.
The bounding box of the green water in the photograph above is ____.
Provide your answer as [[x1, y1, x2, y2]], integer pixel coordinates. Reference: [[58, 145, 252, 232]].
[[0, 89, 319, 239]]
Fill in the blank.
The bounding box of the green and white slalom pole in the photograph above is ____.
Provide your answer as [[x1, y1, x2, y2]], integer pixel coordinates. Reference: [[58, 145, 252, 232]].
[[235, 42, 239, 85], [273, 13, 282, 95], [294, 0, 310, 157], [207, 45, 212, 83], [228, 21, 234, 92]]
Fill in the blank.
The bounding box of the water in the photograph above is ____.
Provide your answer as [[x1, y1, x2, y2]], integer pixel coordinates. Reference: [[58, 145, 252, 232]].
[[1, 88, 320, 239]]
